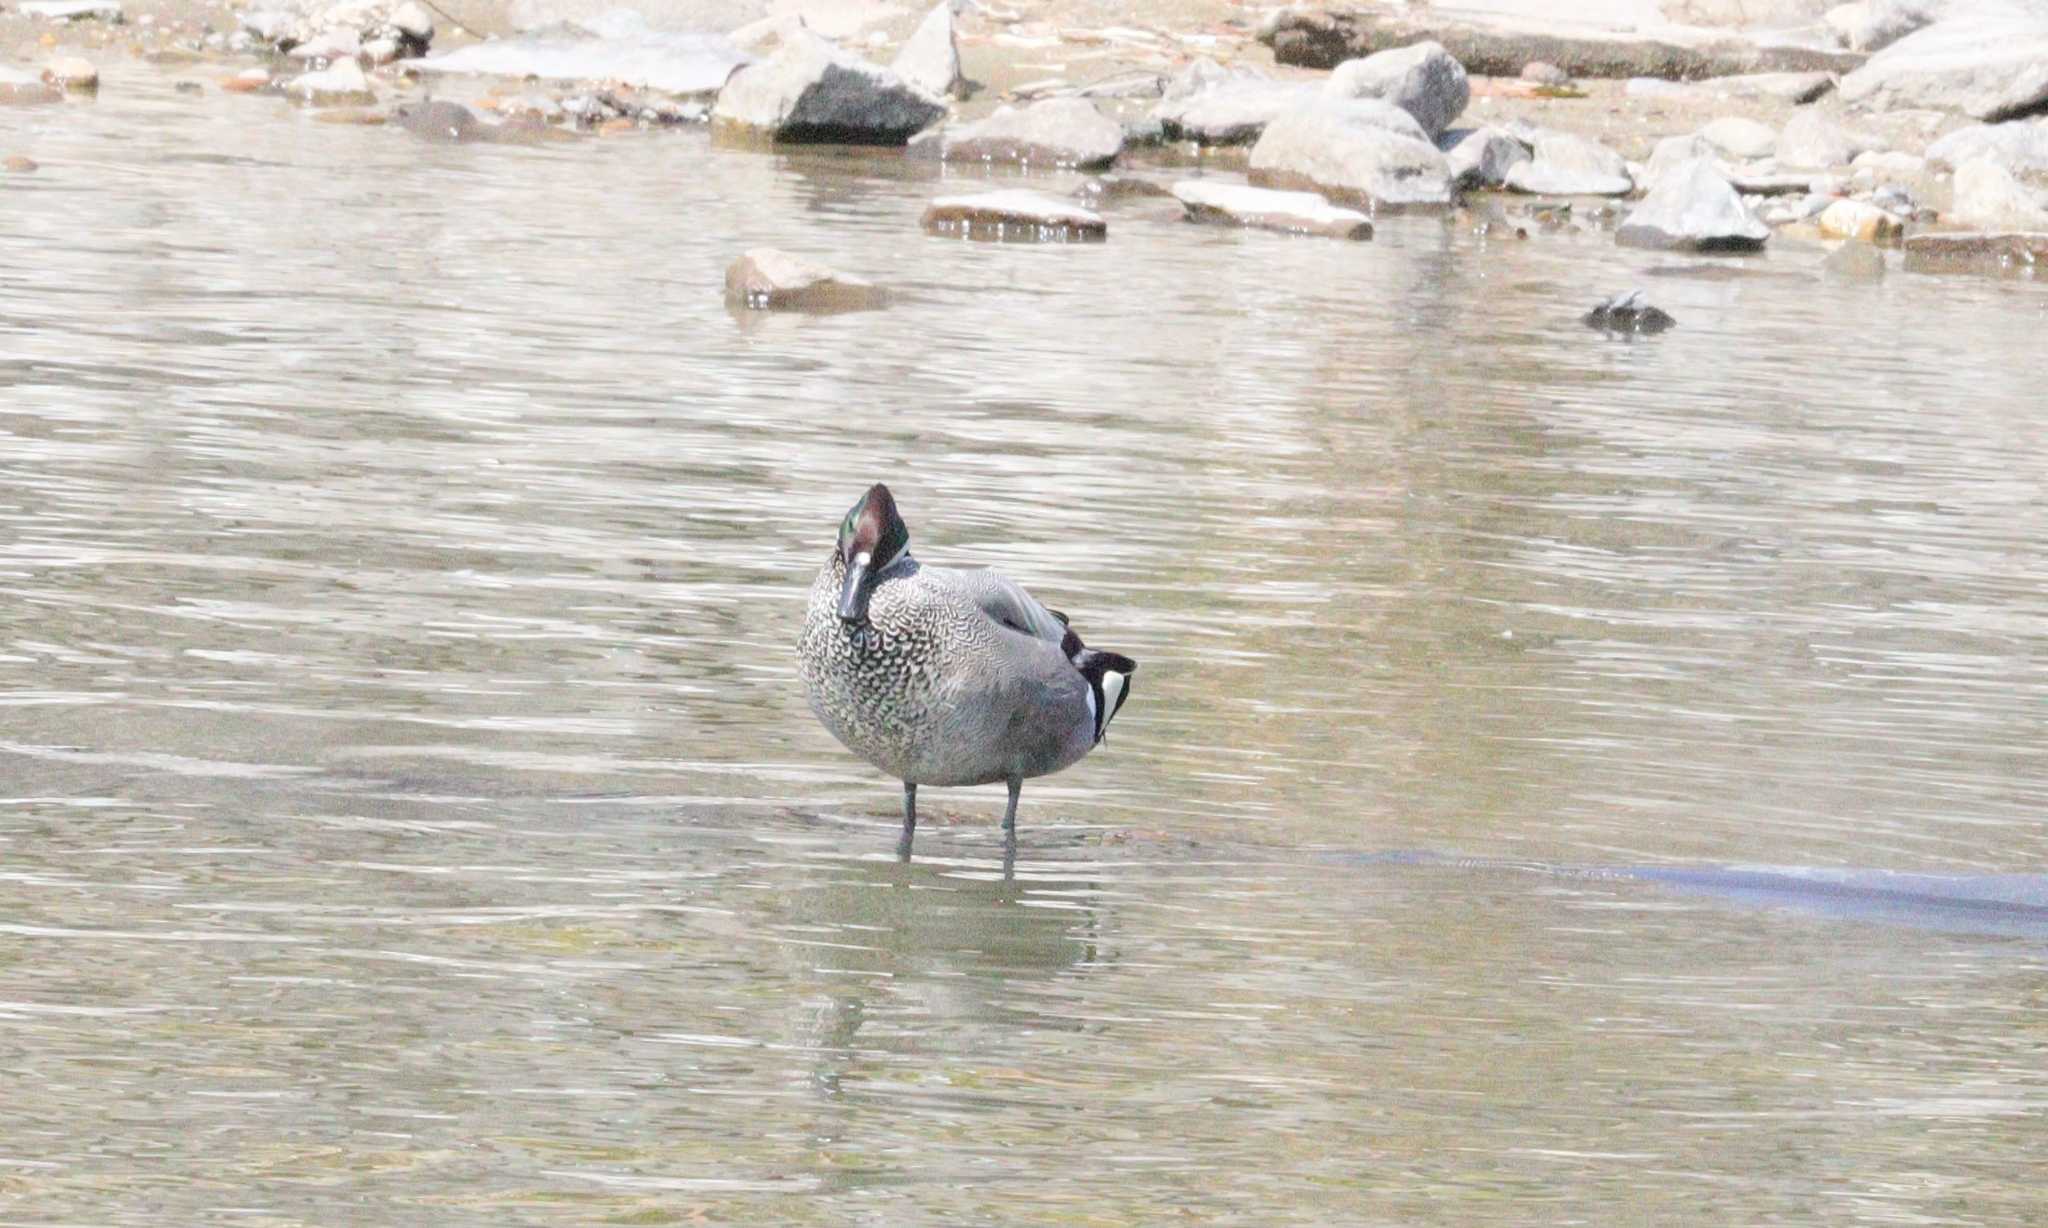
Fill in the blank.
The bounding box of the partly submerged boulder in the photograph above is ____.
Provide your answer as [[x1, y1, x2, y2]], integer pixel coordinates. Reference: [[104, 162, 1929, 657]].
[[1615, 157, 1770, 251], [1322, 40, 1469, 141], [1172, 180, 1374, 239], [908, 98, 1123, 169], [713, 31, 944, 145], [1248, 97, 1456, 209]]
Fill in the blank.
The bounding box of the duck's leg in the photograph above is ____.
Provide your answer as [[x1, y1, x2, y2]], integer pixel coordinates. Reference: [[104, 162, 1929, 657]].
[[1001, 777, 1022, 874], [896, 782, 917, 862]]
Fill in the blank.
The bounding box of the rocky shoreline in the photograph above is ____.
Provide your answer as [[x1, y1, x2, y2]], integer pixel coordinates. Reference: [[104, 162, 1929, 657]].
[[7, 0, 2048, 285]]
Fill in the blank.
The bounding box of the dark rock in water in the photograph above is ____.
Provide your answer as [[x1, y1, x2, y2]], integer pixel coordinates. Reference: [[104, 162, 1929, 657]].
[[922, 190, 1107, 242], [1583, 290, 1675, 333], [1901, 230, 2048, 273], [713, 31, 944, 146], [906, 98, 1124, 169], [392, 99, 481, 142], [1073, 174, 1174, 205], [725, 248, 884, 312]]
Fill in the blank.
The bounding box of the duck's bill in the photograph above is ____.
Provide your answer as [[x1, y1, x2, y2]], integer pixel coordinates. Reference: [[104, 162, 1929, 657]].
[[837, 558, 871, 624]]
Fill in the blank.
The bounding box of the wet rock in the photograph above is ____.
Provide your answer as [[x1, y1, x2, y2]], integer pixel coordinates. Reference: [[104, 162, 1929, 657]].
[[419, 22, 747, 97], [1503, 134, 1632, 196], [239, 7, 299, 49], [1, 66, 62, 105], [1949, 156, 2048, 230], [713, 31, 944, 145], [392, 98, 480, 141], [18, 0, 121, 19], [921, 190, 1107, 241], [362, 36, 403, 65], [1839, 11, 2048, 121], [4, 154, 38, 172], [908, 98, 1123, 169], [891, 1, 964, 100], [1172, 180, 1374, 239], [1901, 230, 2048, 272], [285, 60, 374, 106], [1925, 118, 2048, 175], [314, 107, 385, 125], [1323, 40, 1469, 141], [289, 27, 362, 63], [43, 56, 99, 92], [1817, 198, 1904, 241], [1120, 115, 1165, 148], [1584, 290, 1675, 334], [389, 0, 433, 45], [1824, 0, 1934, 53], [1617, 157, 1770, 251], [1823, 238, 1888, 278], [1708, 71, 1836, 104], [1247, 97, 1456, 209], [1151, 63, 1308, 146], [1439, 125, 1530, 190], [1700, 116, 1776, 161], [1520, 61, 1569, 86], [221, 67, 272, 93], [1073, 174, 1173, 205], [726, 248, 884, 312], [1776, 111, 1880, 168]]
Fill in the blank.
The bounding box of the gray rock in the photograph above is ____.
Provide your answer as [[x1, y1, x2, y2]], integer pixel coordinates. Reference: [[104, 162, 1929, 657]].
[[1520, 60, 1569, 86], [1950, 155, 2048, 229], [1776, 111, 1881, 168], [418, 25, 748, 96], [908, 98, 1123, 169], [1646, 132, 1718, 181], [1503, 134, 1632, 196], [1171, 180, 1374, 239], [726, 248, 884, 312], [1825, 0, 1935, 53], [1323, 40, 1469, 141], [1700, 116, 1777, 160], [1247, 96, 1456, 209], [1839, 12, 2048, 121], [1439, 125, 1530, 189], [713, 31, 944, 144], [1925, 118, 2048, 174], [1707, 71, 1836, 103], [1584, 290, 1675, 334], [891, 1, 964, 100], [288, 27, 361, 61], [392, 99, 481, 141], [1152, 62, 1310, 145], [1616, 157, 1770, 251], [921, 190, 1107, 241]]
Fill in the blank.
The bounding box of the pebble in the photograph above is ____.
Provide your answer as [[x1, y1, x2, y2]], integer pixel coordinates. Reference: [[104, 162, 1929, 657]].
[[4, 154, 39, 172]]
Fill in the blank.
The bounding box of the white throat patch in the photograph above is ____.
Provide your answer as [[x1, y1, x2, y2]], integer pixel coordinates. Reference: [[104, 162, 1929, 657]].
[[1099, 670, 1127, 734]]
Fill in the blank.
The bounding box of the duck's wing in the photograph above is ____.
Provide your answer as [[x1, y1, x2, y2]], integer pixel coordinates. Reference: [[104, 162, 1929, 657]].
[[923, 565, 1071, 647]]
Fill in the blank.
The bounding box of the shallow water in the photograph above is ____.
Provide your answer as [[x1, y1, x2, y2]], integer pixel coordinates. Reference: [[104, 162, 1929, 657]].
[[4, 71, 2048, 1226]]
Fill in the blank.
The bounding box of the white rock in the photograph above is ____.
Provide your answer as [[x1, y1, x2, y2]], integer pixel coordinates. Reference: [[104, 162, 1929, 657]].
[[1851, 149, 1925, 174], [1949, 155, 2048, 229], [1825, 0, 1934, 52], [288, 27, 361, 60], [418, 25, 747, 95], [1646, 132, 1719, 181], [1323, 40, 1469, 140], [1840, 11, 2048, 121], [1171, 180, 1374, 239], [921, 190, 1107, 240], [1616, 157, 1770, 251], [284, 58, 374, 105], [1926, 118, 2048, 174], [1248, 96, 1456, 209], [389, 0, 433, 41], [1503, 133, 1632, 196], [1700, 116, 1776, 161], [1153, 63, 1309, 145], [1776, 111, 1881, 168], [891, 1, 964, 100], [43, 55, 98, 90]]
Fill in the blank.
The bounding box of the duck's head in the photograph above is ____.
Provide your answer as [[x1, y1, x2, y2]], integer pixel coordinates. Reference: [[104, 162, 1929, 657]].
[[835, 483, 910, 626]]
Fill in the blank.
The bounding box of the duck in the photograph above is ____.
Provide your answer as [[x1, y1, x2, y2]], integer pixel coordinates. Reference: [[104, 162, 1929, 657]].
[[797, 483, 1135, 861]]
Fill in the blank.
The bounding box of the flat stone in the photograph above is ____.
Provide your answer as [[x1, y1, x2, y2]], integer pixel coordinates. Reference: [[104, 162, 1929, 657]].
[[1839, 12, 2048, 121], [1850, 149, 1924, 175], [1617, 156, 1770, 251], [1727, 169, 1820, 195], [1901, 230, 2048, 271], [419, 23, 747, 95], [284, 59, 375, 106], [1816, 197, 1904, 241], [1926, 118, 2048, 174], [891, 0, 964, 100], [910, 97, 1123, 168], [714, 31, 943, 145], [1706, 71, 1835, 103], [220, 68, 272, 93], [1949, 156, 2048, 230], [921, 190, 1107, 241], [1438, 125, 1530, 189], [1323, 39, 1469, 140], [1171, 180, 1374, 239], [1152, 63, 1309, 145], [1776, 111, 1880, 168], [43, 55, 99, 91], [726, 248, 884, 311], [1503, 133, 1632, 196], [1701, 116, 1777, 160], [1247, 96, 1456, 209], [18, 0, 122, 19]]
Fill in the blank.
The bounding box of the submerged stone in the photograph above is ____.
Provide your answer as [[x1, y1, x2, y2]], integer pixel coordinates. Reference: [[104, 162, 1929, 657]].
[[726, 248, 884, 312], [908, 98, 1123, 169], [1583, 290, 1675, 334], [921, 190, 1106, 241], [1172, 180, 1374, 239]]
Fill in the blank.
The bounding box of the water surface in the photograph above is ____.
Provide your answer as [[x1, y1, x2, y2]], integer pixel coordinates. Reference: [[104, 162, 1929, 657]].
[[4, 70, 2047, 1225]]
